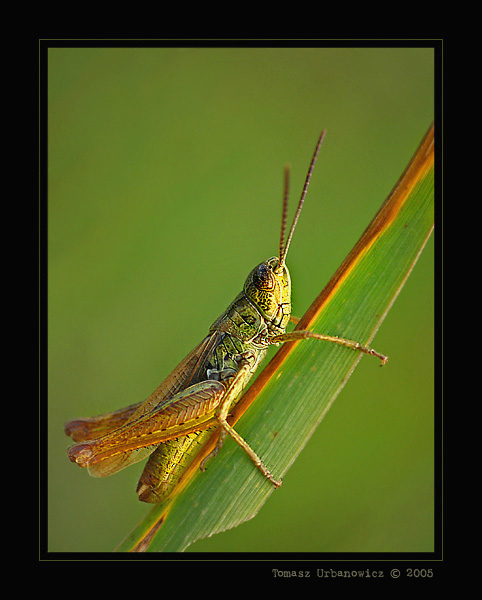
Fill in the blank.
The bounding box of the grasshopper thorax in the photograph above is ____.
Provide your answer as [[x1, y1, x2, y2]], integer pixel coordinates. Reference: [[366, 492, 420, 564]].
[[244, 257, 291, 334]]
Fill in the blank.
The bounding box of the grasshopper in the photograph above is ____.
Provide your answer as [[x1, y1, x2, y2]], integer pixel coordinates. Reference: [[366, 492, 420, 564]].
[[65, 131, 387, 503]]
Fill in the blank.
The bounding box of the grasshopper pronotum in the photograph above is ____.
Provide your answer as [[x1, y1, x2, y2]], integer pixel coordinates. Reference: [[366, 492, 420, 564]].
[[65, 131, 387, 503]]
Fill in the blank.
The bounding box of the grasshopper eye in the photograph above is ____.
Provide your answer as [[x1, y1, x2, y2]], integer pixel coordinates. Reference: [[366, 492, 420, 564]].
[[253, 264, 275, 290]]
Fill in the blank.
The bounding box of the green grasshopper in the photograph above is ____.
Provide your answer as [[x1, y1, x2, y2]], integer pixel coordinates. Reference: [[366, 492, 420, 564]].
[[65, 131, 387, 503]]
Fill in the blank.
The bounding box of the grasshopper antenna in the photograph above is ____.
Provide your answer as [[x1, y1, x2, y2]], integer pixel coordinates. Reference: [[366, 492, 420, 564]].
[[278, 163, 290, 266], [278, 130, 326, 271]]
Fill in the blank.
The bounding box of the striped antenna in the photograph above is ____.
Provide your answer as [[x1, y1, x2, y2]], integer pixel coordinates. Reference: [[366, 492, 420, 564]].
[[278, 130, 326, 270]]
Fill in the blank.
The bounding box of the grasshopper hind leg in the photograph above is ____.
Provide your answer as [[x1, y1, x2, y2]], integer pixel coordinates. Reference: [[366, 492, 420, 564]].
[[218, 419, 282, 488], [202, 355, 283, 488], [200, 422, 282, 488]]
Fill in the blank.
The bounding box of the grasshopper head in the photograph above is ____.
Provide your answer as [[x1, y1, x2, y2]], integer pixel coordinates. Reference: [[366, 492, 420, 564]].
[[244, 257, 291, 333]]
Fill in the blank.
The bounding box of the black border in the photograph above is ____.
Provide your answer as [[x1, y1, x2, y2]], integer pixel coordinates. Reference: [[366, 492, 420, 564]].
[[38, 38, 443, 574]]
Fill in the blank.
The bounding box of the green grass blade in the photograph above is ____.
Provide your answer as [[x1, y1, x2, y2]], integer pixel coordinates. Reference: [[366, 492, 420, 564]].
[[116, 124, 434, 553]]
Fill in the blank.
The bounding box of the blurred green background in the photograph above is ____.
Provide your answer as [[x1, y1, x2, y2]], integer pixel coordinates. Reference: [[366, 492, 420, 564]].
[[47, 46, 435, 553]]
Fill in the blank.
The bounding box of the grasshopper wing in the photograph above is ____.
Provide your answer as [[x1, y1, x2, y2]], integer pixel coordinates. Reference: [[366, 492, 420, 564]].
[[66, 333, 226, 477], [64, 334, 222, 442], [64, 402, 144, 442], [68, 379, 225, 473]]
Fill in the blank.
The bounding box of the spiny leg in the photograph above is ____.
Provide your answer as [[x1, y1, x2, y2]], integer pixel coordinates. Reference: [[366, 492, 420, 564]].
[[271, 330, 388, 365], [219, 419, 282, 487], [200, 356, 282, 487]]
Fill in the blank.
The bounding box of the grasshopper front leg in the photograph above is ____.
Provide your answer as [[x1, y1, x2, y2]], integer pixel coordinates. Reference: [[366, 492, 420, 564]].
[[201, 352, 283, 488], [272, 330, 388, 365]]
